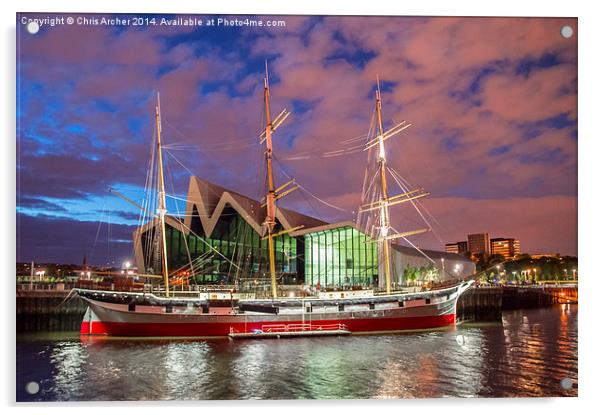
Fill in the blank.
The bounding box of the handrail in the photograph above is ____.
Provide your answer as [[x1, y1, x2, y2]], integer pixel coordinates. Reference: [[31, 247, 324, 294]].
[[260, 323, 348, 333], [229, 323, 348, 335]]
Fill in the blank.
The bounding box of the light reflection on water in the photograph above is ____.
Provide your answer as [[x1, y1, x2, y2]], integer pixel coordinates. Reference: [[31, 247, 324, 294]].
[[16, 305, 577, 401]]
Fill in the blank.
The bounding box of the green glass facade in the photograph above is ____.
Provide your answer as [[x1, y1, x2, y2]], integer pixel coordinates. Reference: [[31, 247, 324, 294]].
[[139, 205, 378, 288], [304, 226, 378, 287], [140, 205, 301, 284]]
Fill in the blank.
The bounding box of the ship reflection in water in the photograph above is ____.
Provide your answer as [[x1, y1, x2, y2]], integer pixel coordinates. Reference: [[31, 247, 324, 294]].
[[16, 305, 577, 401]]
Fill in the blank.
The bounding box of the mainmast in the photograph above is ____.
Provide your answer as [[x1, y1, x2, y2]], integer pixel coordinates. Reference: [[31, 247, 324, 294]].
[[155, 92, 170, 297], [263, 69, 278, 298], [260, 64, 298, 298], [359, 77, 430, 294]]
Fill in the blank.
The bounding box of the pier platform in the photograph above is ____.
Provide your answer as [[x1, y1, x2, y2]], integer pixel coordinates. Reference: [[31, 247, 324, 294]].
[[228, 323, 351, 339]]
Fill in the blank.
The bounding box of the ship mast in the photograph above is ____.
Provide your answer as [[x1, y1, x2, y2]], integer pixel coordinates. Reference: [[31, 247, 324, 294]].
[[260, 64, 299, 298], [375, 82, 393, 294], [263, 68, 278, 298], [155, 92, 170, 297], [359, 77, 430, 294]]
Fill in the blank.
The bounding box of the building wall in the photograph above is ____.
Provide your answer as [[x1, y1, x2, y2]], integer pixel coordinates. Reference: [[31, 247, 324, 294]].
[[513, 240, 521, 256], [392, 250, 476, 285], [137, 205, 476, 289], [138, 209, 301, 284], [468, 233, 491, 256], [304, 226, 378, 288], [490, 237, 521, 259], [445, 241, 468, 254], [445, 243, 459, 254]]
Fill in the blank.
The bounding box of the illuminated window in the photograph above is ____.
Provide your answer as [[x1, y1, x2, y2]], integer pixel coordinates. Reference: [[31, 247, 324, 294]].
[[304, 226, 377, 287]]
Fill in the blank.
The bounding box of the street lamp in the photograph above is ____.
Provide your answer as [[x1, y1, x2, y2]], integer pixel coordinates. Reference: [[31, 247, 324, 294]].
[[441, 258, 445, 280]]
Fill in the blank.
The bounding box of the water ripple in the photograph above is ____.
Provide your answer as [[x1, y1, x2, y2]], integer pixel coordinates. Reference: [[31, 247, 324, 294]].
[[16, 305, 577, 401]]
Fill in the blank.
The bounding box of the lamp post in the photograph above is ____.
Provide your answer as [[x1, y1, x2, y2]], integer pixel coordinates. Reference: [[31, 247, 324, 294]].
[[440, 258, 445, 281]]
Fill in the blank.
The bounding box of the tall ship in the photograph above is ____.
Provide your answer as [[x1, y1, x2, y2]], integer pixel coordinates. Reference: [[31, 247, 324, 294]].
[[77, 69, 474, 337]]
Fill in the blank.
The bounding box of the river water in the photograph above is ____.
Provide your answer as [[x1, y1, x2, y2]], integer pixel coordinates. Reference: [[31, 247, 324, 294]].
[[16, 305, 577, 401]]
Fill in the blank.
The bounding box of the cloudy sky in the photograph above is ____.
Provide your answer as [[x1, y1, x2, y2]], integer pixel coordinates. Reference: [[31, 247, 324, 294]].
[[16, 14, 577, 265]]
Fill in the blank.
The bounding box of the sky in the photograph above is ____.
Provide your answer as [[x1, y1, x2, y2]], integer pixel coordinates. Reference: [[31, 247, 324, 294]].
[[16, 13, 578, 266]]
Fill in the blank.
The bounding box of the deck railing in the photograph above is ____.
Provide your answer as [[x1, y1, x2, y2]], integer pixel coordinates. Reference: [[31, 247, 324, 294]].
[[259, 323, 348, 333]]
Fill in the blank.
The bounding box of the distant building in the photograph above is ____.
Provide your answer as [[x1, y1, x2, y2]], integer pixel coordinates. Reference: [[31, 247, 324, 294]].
[[445, 241, 468, 255], [445, 243, 459, 254], [468, 233, 491, 257], [491, 237, 521, 259], [513, 240, 521, 256], [445, 233, 521, 262]]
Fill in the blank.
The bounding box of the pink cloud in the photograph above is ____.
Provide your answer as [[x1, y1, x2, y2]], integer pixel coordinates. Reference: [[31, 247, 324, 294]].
[[18, 14, 578, 258]]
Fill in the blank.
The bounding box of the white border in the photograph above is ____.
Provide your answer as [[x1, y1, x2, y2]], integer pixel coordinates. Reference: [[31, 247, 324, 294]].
[[3, 0, 600, 413]]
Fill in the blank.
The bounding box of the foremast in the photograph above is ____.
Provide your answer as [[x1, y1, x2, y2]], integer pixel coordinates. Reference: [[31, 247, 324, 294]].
[[360, 78, 430, 294], [155, 92, 170, 297]]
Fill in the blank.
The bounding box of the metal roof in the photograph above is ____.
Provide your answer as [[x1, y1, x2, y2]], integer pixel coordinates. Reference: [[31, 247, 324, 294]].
[[391, 243, 473, 262], [182, 176, 326, 237]]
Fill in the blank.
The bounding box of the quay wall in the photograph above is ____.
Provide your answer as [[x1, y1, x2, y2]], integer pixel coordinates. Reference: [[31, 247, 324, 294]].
[[457, 285, 578, 322], [456, 287, 503, 322], [16, 285, 578, 331], [17, 289, 87, 332]]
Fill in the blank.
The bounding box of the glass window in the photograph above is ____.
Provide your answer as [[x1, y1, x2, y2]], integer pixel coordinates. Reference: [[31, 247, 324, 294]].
[[304, 226, 376, 288]]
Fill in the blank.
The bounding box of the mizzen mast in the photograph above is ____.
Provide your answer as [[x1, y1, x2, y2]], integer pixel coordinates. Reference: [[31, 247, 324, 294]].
[[361, 77, 429, 294], [155, 92, 171, 297], [374, 83, 393, 294]]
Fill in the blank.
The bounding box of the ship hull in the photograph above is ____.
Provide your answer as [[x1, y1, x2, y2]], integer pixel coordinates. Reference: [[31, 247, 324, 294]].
[[78, 281, 473, 337], [81, 305, 457, 337]]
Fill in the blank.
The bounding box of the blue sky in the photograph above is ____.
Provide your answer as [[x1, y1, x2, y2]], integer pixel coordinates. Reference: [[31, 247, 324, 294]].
[[16, 14, 578, 264]]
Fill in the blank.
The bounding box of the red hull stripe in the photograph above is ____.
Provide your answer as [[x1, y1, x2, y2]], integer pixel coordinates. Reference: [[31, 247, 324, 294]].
[[81, 314, 456, 337]]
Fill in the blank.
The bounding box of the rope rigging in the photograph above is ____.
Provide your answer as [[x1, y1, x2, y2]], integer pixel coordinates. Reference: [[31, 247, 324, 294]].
[[93, 86, 455, 291], [272, 156, 354, 214]]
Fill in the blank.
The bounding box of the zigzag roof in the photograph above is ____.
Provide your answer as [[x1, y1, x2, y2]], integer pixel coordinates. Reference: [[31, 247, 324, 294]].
[[132, 176, 331, 269], [182, 176, 326, 237]]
